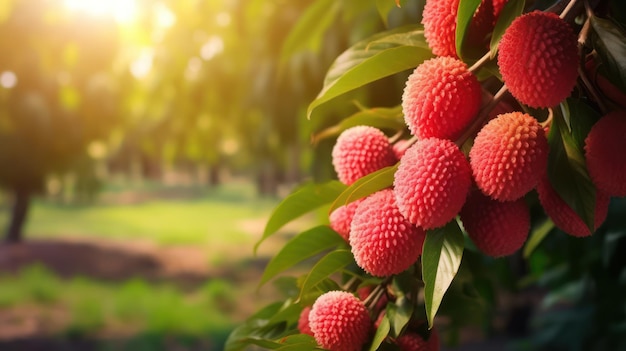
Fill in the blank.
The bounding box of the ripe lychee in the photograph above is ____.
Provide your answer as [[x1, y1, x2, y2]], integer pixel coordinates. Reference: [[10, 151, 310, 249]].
[[298, 306, 314, 336], [396, 330, 440, 351], [402, 57, 482, 140], [394, 138, 472, 229], [329, 199, 362, 242], [309, 291, 371, 351], [470, 112, 549, 201], [350, 189, 426, 277], [498, 11, 578, 108], [331, 126, 397, 185], [536, 176, 610, 237], [584, 111, 626, 197], [460, 190, 530, 257]]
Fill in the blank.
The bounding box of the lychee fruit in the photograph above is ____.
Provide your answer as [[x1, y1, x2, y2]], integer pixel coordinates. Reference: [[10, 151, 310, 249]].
[[536, 176, 610, 237], [584, 111, 626, 197], [329, 199, 362, 242], [309, 291, 371, 351], [422, 0, 459, 57], [394, 138, 472, 230], [470, 111, 549, 201], [298, 306, 314, 336], [396, 330, 440, 351], [350, 189, 426, 277], [460, 190, 530, 257], [402, 57, 482, 140], [498, 11, 579, 108], [331, 126, 397, 185]]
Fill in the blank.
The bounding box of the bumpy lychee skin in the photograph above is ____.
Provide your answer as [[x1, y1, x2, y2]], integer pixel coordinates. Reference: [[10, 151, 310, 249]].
[[584, 111, 626, 197], [350, 189, 426, 277], [460, 190, 530, 257], [537, 176, 610, 237], [470, 112, 549, 201], [331, 126, 396, 185], [422, 0, 459, 57], [498, 11, 579, 108], [402, 57, 482, 140], [397, 330, 440, 351], [309, 291, 371, 351], [298, 306, 314, 336], [394, 138, 472, 229], [329, 200, 362, 242]]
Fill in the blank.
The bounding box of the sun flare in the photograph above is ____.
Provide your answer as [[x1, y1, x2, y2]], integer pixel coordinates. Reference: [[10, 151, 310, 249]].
[[63, 0, 138, 24]]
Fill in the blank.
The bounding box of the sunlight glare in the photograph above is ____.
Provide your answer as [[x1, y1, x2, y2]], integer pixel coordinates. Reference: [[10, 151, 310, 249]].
[[63, 0, 137, 24]]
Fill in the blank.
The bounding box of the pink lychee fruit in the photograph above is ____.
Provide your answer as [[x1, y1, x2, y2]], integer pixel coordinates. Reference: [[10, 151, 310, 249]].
[[397, 329, 440, 351], [394, 138, 472, 229], [298, 306, 314, 336], [350, 189, 426, 277], [470, 111, 549, 201], [331, 126, 397, 185], [402, 56, 482, 140], [309, 291, 371, 351], [329, 199, 362, 242], [498, 11, 579, 108], [536, 176, 610, 237], [584, 111, 626, 197], [460, 190, 530, 257]]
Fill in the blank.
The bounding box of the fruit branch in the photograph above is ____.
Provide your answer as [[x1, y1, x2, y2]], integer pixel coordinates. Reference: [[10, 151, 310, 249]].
[[455, 84, 508, 147]]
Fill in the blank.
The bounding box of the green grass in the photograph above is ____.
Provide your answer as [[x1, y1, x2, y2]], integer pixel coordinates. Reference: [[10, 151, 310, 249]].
[[2, 181, 278, 246]]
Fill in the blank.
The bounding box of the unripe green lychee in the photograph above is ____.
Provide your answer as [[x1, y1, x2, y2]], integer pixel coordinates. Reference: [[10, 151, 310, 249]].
[[331, 126, 396, 185], [460, 190, 530, 257], [498, 11, 578, 108], [298, 306, 314, 336], [329, 200, 362, 242], [470, 112, 549, 201], [394, 138, 472, 229], [309, 291, 371, 351], [350, 189, 426, 277], [584, 111, 626, 197], [536, 176, 610, 237], [402, 57, 482, 140]]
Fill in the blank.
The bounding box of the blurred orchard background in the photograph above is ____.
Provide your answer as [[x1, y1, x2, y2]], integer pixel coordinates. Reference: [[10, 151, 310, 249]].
[[0, 0, 392, 349]]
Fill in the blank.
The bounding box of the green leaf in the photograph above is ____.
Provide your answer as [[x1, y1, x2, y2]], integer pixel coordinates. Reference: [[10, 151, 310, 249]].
[[307, 25, 433, 119], [259, 226, 345, 286], [547, 101, 599, 232], [523, 217, 555, 258], [275, 335, 318, 351], [258, 181, 346, 253], [299, 249, 354, 299], [422, 220, 465, 328], [312, 105, 404, 143], [455, 0, 482, 60], [590, 15, 626, 92], [329, 164, 398, 213], [388, 296, 413, 337], [489, 0, 525, 58], [376, 0, 402, 27], [368, 313, 390, 351]]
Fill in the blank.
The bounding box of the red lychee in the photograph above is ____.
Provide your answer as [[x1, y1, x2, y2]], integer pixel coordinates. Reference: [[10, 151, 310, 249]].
[[396, 330, 440, 351], [394, 138, 472, 230], [331, 126, 396, 185], [584, 111, 626, 197], [460, 190, 530, 257], [309, 291, 371, 351], [402, 57, 482, 140], [536, 176, 610, 237], [329, 199, 362, 242], [470, 112, 549, 201], [298, 306, 314, 336], [350, 189, 426, 277], [498, 11, 579, 108], [422, 0, 459, 57]]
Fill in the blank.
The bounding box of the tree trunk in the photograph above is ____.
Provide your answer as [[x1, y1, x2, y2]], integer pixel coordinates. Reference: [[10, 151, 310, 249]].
[[5, 187, 31, 244]]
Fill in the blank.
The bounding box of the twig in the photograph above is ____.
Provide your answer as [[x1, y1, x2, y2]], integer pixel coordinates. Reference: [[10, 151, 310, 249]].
[[455, 84, 509, 147]]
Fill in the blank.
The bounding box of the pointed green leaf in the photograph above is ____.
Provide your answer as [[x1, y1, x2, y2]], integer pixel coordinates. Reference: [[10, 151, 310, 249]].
[[523, 218, 555, 258], [299, 249, 354, 299], [260, 226, 345, 286], [329, 164, 398, 213], [422, 220, 465, 328], [590, 15, 626, 92], [275, 335, 318, 350], [489, 0, 525, 58], [258, 181, 346, 252], [308, 25, 433, 119], [376, 0, 398, 27], [388, 296, 413, 337], [456, 0, 482, 60], [312, 105, 404, 143], [368, 313, 390, 351]]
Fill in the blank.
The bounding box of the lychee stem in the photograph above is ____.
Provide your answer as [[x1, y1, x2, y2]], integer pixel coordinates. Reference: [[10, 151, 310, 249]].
[[455, 84, 509, 147], [364, 278, 390, 311], [468, 51, 493, 74], [559, 0, 579, 19]]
